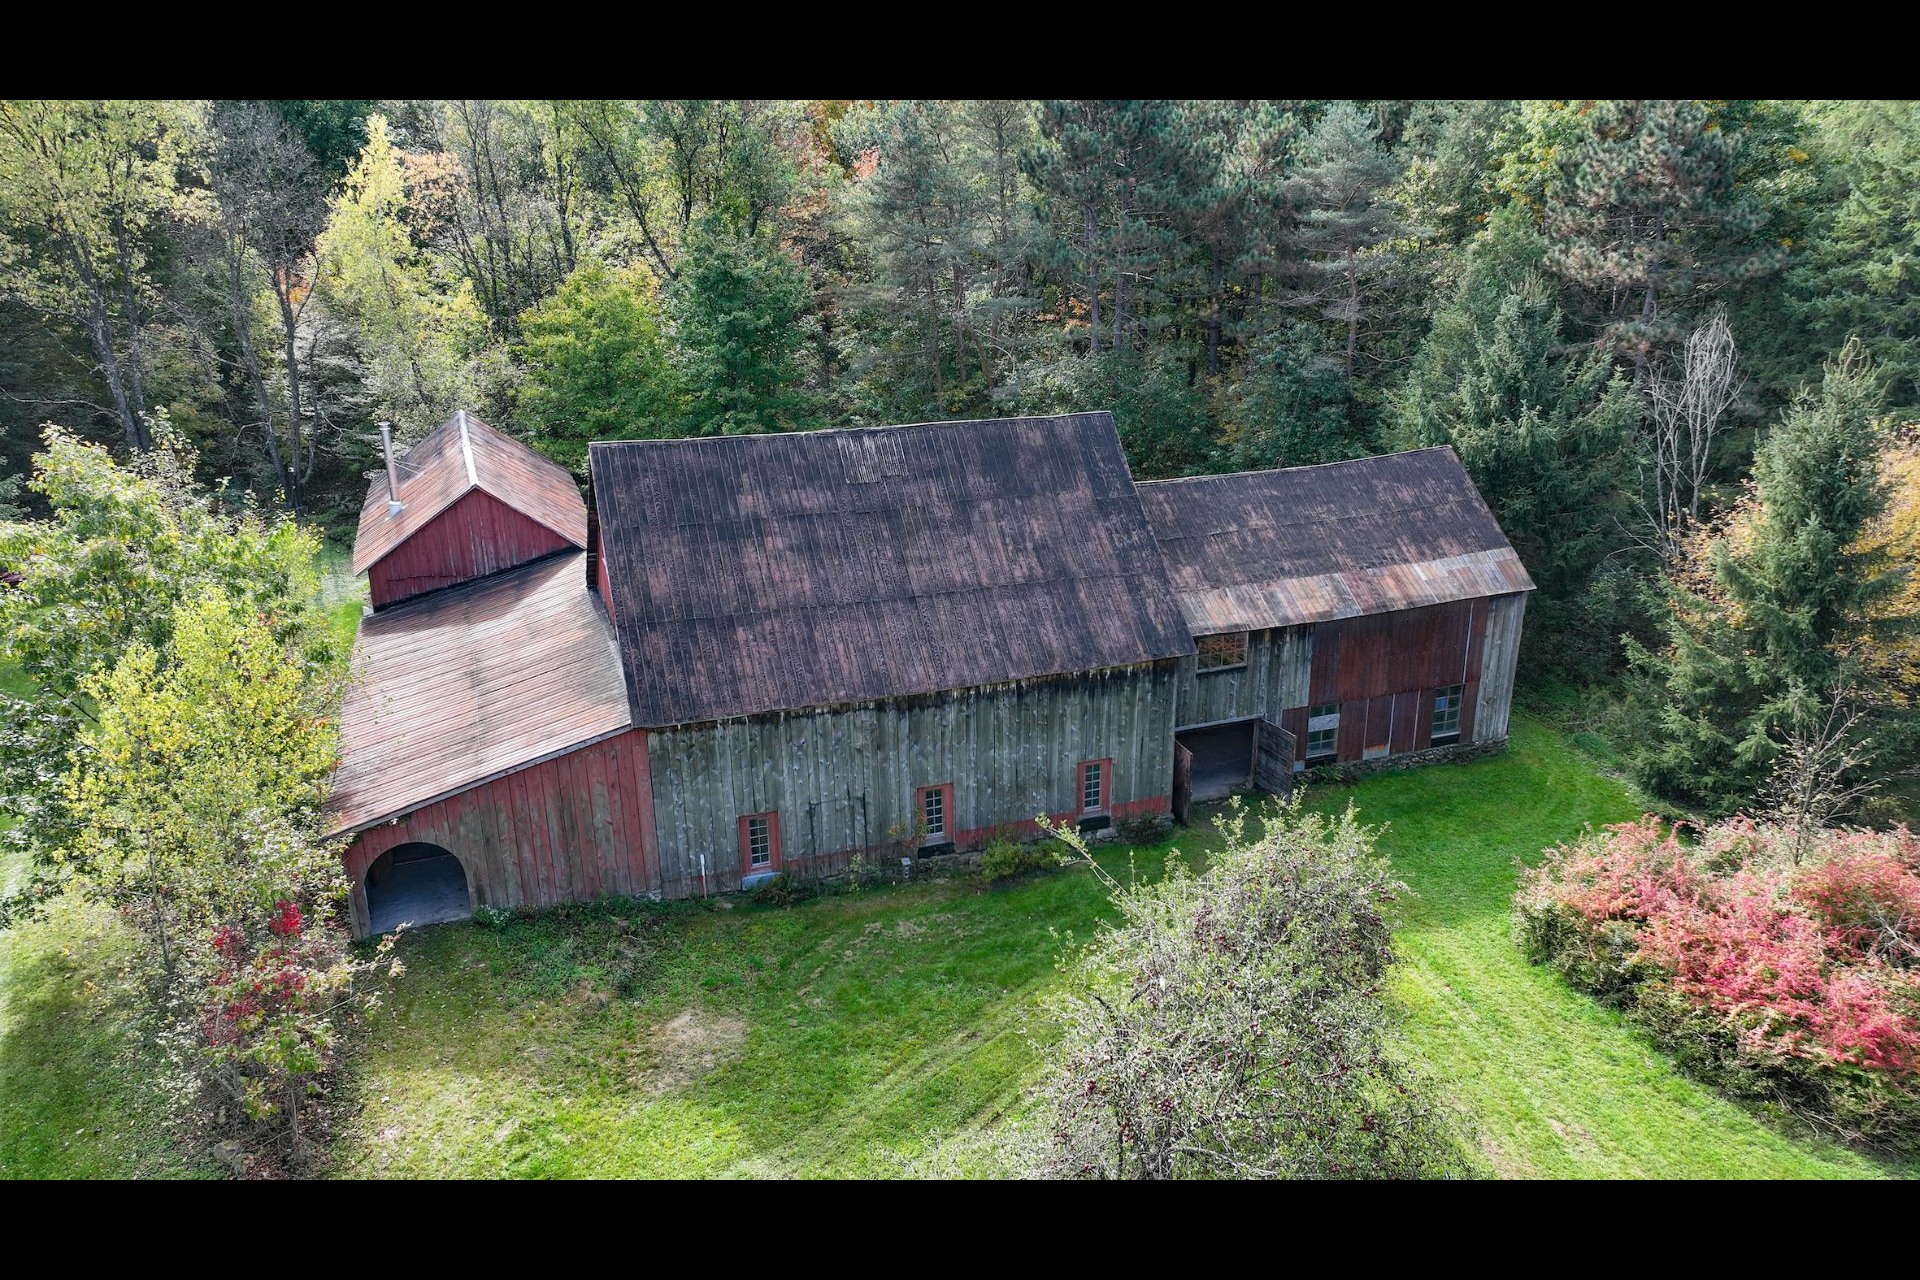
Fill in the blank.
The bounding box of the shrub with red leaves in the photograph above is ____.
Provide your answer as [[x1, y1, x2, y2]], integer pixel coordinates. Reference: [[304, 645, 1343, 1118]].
[[1516, 819, 1920, 1150]]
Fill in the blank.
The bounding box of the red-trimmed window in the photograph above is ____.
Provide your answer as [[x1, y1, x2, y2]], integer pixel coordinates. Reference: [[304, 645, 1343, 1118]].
[[738, 811, 780, 875], [1078, 758, 1113, 815], [917, 783, 955, 845]]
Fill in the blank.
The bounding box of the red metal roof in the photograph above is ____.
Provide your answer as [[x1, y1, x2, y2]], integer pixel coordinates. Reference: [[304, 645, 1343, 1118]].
[[351, 411, 587, 575], [590, 413, 1196, 727], [325, 552, 630, 835], [1137, 447, 1535, 634]]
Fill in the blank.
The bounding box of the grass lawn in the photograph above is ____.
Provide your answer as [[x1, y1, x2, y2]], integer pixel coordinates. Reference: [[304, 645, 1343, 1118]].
[[4, 705, 1912, 1178]]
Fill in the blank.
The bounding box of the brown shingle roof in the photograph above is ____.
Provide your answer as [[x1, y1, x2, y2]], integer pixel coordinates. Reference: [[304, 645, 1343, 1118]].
[[351, 411, 587, 575], [1137, 446, 1534, 635], [325, 552, 629, 834], [590, 413, 1195, 727]]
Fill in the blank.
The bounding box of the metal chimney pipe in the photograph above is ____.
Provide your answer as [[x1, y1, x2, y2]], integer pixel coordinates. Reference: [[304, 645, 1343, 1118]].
[[380, 422, 405, 517]]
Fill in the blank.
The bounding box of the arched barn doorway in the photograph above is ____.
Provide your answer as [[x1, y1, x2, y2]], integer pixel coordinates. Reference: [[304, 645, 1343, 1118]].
[[364, 842, 472, 934]]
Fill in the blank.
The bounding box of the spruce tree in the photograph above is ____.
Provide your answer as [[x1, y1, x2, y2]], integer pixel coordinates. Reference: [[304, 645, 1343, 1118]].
[[1626, 340, 1891, 813], [666, 218, 812, 435]]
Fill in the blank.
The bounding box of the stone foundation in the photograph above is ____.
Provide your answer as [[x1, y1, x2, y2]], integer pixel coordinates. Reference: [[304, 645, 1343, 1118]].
[[1301, 736, 1508, 785]]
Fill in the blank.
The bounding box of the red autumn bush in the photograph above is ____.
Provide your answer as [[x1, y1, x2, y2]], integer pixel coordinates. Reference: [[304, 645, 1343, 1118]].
[[1515, 817, 1920, 1149]]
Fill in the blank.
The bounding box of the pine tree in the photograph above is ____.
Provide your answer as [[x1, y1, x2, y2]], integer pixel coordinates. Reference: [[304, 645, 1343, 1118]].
[[1791, 101, 1920, 409], [1538, 99, 1776, 363]]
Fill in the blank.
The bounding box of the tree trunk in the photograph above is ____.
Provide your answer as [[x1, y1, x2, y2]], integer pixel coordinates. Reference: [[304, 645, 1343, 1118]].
[[1084, 203, 1100, 355]]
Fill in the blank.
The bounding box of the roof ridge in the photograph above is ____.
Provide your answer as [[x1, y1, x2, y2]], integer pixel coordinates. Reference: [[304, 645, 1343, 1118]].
[[587, 412, 1110, 450], [457, 409, 479, 489], [1135, 445, 1458, 487]]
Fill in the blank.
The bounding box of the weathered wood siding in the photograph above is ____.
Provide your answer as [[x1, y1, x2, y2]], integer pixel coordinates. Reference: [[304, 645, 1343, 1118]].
[[368, 489, 576, 610], [1471, 592, 1526, 744], [646, 661, 1180, 897], [1171, 627, 1312, 729], [341, 728, 657, 936]]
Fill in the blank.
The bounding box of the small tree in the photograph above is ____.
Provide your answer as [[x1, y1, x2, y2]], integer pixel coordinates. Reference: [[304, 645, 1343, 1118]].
[[63, 587, 393, 1167], [517, 258, 681, 469], [1641, 311, 1743, 561], [1026, 799, 1467, 1179], [0, 425, 337, 856], [1757, 682, 1882, 864]]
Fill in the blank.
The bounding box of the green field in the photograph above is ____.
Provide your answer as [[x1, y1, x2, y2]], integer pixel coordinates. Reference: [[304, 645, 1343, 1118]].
[[2, 713, 1910, 1178]]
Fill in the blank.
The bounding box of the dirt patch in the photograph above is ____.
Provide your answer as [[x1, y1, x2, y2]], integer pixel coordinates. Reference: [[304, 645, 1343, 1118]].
[[633, 1008, 748, 1095]]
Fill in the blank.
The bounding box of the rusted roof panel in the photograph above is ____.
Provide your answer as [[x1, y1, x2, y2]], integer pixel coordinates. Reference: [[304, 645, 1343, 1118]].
[[591, 413, 1194, 726], [325, 552, 630, 834], [1138, 447, 1534, 633], [351, 411, 587, 574]]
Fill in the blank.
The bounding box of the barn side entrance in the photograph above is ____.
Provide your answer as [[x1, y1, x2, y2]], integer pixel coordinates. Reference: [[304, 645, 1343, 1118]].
[[1173, 718, 1297, 822], [1176, 720, 1258, 805], [364, 842, 472, 934]]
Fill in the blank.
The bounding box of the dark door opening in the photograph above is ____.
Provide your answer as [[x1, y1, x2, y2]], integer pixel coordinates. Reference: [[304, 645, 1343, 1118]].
[[1175, 721, 1257, 802], [365, 842, 471, 934]]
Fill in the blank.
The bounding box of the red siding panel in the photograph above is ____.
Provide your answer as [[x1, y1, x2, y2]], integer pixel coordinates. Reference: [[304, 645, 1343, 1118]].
[[343, 728, 657, 936], [1390, 690, 1420, 754], [368, 489, 575, 609]]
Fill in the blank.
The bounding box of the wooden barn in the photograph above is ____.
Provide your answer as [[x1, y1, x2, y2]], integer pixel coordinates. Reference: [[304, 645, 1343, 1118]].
[[1137, 448, 1534, 814], [326, 412, 1532, 935]]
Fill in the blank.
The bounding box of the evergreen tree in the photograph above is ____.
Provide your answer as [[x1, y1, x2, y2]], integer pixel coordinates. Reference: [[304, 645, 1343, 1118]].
[[667, 218, 812, 435], [1791, 101, 1920, 409], [1626, 340, 1891, 813], [1284, 103, 1407, 381], [518, 259, 680, 469], [1535, 99, 1776, 363]]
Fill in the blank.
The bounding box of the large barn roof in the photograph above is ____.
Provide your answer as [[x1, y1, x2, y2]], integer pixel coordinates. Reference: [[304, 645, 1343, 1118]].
[[590, 413, 1195, 727], [351, 411, 587, 575], [326, 551, 630, 835], [1137, 446, 1534, 635]]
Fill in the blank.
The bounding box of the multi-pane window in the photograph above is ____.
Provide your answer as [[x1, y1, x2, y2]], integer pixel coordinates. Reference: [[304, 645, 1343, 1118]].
[[1195, 631, 1250, 672], [1306, 702, 1340, 762], [922, 786, 946, 839], [1081, 760, 1106, 813], [1431, 685, 1464, 745], [741, 813, 777, 873]]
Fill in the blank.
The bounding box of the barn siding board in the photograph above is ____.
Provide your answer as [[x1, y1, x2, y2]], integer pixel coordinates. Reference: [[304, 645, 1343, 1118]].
[[342, 728, 655, 937], [646, 662, 1180, 894], [1391, 690, 1420, 755], [1473, 593, 1526, 744]]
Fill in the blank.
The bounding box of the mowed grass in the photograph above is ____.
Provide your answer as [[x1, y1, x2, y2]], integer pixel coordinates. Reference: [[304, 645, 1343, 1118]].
[[328, 845, 1185, 1178], [1318, 715, 1908, 1179]]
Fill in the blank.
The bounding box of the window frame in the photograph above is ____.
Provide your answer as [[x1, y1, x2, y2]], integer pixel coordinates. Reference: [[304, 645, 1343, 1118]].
[[1305, 702, 1341, 763], [916, 782, 955, 847], [738, 811, 781, 876], [1077, 758, 1113, 816], [1430, 684, 1464, 747], [1194, 630, 1251, 674]]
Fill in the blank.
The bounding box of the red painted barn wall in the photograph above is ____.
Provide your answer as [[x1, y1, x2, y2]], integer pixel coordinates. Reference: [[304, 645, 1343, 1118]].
[[368, 489, 576, 609], [1299, 599, 1489, 765], [343, 728, 658, 936]]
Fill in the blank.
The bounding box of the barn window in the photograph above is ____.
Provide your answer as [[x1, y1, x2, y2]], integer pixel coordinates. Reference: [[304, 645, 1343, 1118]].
[[1195, 631, 1249, 672], [739, 812, 780, 875], [1431, 685, 1464, 746], [1305, 703, 1340, 763], [917, 783, 954, 845], [1078, 759, 1111, 815]]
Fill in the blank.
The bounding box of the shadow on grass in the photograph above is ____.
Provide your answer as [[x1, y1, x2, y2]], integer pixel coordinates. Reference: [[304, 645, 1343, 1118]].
[[0, 903, 203, 1179]]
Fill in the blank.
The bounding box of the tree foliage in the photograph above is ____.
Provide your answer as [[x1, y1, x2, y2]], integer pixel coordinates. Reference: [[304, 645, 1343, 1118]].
[[1026, 800, 1467, 1180]]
